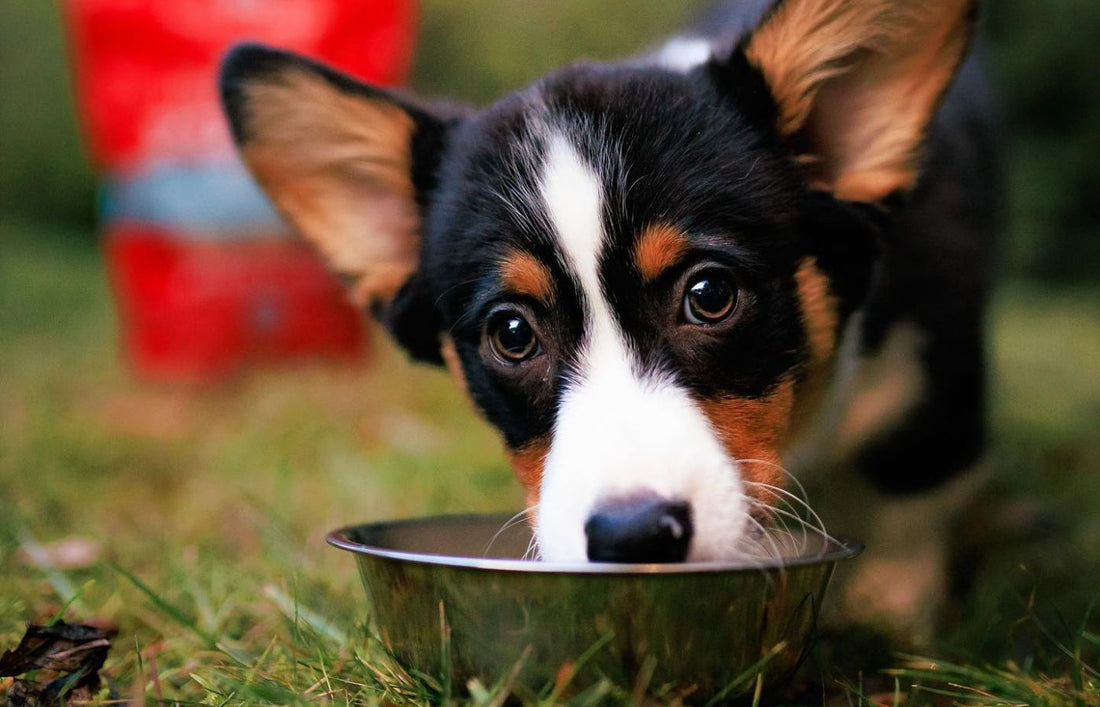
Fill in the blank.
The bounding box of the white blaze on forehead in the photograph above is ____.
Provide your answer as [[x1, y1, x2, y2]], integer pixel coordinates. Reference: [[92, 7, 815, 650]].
[[535, 132, 751, 563], [537, 132, 628, 396], [539, 133, 606, 329], [652, 36, 714, 73]]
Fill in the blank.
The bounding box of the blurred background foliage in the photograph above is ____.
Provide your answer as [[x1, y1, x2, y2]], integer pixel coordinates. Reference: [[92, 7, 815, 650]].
[[1, 0, 1098, 284]]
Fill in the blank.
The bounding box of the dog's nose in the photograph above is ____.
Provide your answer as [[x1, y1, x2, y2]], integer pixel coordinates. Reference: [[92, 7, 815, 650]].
[[584, 494, 692, 563]]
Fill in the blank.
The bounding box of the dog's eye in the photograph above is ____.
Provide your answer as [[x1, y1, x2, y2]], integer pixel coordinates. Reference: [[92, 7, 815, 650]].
[[682, 271, 738, 325], [488, 311, 539, 363]]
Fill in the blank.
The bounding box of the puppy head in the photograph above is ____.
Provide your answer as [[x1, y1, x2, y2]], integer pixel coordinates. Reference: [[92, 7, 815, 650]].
[[221, 0, 976, 562]]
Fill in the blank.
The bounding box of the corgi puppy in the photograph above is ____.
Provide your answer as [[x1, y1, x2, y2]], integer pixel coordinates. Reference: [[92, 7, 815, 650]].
[[220, 0, 997, 597]]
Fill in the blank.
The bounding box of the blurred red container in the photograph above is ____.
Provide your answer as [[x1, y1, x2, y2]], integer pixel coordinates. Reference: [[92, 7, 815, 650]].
[[104, 226, 365, 380], [63, 0, 417, 380]]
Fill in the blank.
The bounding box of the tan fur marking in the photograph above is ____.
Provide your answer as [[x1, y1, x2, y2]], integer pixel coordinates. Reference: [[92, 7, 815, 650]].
[[508, 437, 549, 512], [699, 379, 796, 499], [240, 69, 419, 306], [634, 223, 690, 282], [744, 0, 974, 200], [439, 336, 469, 396], [788, 257, 839, 438], [499, 249, 554, 302]]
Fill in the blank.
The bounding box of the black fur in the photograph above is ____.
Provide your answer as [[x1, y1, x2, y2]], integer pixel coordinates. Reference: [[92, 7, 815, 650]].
[[219, 1, 997, 495], [852, 53, 1000, 492], [402, 60, 826, 449]]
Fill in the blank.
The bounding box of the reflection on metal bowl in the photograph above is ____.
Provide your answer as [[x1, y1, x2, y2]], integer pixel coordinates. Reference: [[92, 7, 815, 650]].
[[328, 513, 862, 701]]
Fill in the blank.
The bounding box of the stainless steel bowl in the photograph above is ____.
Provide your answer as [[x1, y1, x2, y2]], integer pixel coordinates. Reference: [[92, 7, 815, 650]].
[[328, 514, 861, 701]]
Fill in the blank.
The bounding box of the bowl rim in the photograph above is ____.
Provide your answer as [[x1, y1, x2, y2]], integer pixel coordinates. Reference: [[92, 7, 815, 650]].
[[326, 513, 864, 576]]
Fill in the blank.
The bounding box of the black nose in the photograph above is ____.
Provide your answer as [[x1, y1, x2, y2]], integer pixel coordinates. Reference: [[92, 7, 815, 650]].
[[584, 494, 693, 563]]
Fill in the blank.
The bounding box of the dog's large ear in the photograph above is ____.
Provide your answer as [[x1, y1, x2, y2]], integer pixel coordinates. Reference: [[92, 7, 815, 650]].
[[738, 0, 976, 202], [220, 44, 463, 363]]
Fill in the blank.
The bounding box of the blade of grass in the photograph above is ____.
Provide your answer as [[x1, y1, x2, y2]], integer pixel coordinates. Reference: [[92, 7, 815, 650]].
[[47, 579, 93, 626], [485, 644, 532, 707], [189, 671, 229, 698], [111, 562, 218, 650], [628, 653, 657, 705], [751, 671, 763, 707], [263, 585, 347, 645], [438, 601, 453, 704], [703, 640, 787, 707], [540, 630, 615, 703], [562, 678, 613, 707], [891, 653, 1098, 706]]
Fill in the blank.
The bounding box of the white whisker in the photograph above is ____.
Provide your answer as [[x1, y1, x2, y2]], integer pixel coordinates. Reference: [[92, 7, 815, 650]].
[[741, 513, 785, 562], [735, 458, 837, 557], [522, 504, 542, 561], [745, 499, 823, 556], [482, 508, 533, 558], [739, 460, 826, 528]]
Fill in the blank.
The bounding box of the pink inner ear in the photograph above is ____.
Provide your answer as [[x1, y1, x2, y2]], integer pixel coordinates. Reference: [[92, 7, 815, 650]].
[[803, 70, 924, 202], [237, 67, 422, 306], [745, 0, 975, 202]]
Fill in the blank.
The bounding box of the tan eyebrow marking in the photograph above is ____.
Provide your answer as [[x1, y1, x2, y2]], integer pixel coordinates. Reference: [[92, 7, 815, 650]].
[[499, 248, 555, 302], [635, 223, 690, 282]]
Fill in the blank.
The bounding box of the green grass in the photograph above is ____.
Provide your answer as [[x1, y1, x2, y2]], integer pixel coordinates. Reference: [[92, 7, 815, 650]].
[[1, 217, 1098, 704]]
